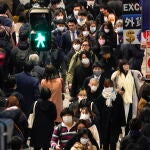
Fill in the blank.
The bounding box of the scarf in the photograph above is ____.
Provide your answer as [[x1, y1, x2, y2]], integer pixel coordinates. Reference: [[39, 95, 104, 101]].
[[118, 70, 134, 104], [102, 87, 116, 107]]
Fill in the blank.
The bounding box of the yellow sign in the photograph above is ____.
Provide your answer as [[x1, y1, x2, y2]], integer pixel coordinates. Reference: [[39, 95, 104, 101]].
[[126, 30, 135, 43]]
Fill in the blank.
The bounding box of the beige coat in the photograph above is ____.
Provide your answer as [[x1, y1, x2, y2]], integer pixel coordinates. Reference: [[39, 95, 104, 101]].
[[41, 78, 63, 122]]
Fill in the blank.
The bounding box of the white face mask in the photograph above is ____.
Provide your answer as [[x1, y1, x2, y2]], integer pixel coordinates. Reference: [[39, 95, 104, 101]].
[[80, 113, 90, 120], [78, 96, 87, 102], [83, 31, 89, 37], [91, 85, 98, 92], [116, 27, 123, 33], [80, 137, 89, 145], [87, 1, 95, 6], [57, 26, 65, 32], [56, 16, 64, 20], [73, 44, 81, 51], [63, 116, 73, 124], [73, 10, 79, 16], [104, 87, 114, 93], [77, 18, 86, 26], [90, 27, 96, 33], [104, 29, 110, 33], [81, 58, 90, 65]]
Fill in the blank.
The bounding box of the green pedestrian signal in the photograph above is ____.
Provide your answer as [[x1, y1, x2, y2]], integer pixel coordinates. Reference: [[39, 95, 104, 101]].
[[35, 33, 46, 48], [30, 31, 50, 51], [29, 8, 51, 51]]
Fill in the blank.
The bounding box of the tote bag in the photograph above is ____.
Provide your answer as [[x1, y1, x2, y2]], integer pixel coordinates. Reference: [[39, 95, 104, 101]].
[[28, 101, 37, 129]]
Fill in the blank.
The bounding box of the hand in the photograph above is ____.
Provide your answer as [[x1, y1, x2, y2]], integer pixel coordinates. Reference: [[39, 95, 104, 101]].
[[68, 83, 72, 90], [56, 145, 61, 150], [117, 70, 120, 76], [87, 141, 93, 150], [118, 90, 125, 95]]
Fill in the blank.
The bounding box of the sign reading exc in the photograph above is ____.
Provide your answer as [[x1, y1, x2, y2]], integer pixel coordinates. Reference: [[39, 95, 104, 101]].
[[123, 3, 141, 14]]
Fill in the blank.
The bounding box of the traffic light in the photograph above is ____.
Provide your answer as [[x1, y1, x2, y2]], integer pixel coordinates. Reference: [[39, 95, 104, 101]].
[[30, 31, 50, 51], [29, 8, 51, 51]]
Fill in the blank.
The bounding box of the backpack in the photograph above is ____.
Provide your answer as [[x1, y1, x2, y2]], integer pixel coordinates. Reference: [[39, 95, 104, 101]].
[[15, 48, 30, 72], [0, 24, 11, 41]]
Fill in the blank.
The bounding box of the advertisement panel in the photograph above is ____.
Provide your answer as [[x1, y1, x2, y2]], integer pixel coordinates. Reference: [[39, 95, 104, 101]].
[[123, 0, 142, 44]]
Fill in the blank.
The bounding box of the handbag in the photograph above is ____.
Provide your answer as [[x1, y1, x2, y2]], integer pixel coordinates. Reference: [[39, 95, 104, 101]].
[[28, 101, 38, 129]]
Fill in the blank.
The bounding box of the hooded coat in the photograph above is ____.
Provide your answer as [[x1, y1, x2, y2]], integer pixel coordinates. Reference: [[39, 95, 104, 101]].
[[30, 99, 57, 149]]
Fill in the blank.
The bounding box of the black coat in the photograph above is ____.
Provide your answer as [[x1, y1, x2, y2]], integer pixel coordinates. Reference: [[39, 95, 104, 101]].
[[31, 99, 57, 148], [61, 30, 80, 56], [15, 72, 40, 116], [99, 56, 116, 78], [71, 64, 93, 97], [120, 131, 150, 150], [94, 94, 126, 144], [83, 73, 106, 96]]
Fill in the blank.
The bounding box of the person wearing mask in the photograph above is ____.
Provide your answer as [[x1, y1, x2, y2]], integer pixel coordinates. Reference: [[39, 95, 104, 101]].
[[67, 40, 98, 85], [89, 20, 97, 38], [71, 51, 93, 98], [83, 62, 105, 94], [67, 39, 81, 64], [61, 17, 80, 60], [95, 79, 126, 150], [79, 24, 98, 52], [79, 24, 90, 41], [65, 128, 99, 150], [99, 21, 117, 49], [40, 65, 63, 123], [70, 3, 82, 20], [69, 89, 87, 120], [99, 45, 116, 78], [95, 32, 111, 60], [96, 4, 110, 29], [85, 78, 102, 103], [79, 101, 100, 134], [30, 87, 57, 150], [53, 8, 66, 22], [51, 108, 77, 150], [77, 10, 90, 31], [115, 19, 123, 46], [111, 59, 143, 134], [63, 0, 78, 16], [113, 19, 123, 60], [15, 61, 40, 117], [52, 19, 66, 49]]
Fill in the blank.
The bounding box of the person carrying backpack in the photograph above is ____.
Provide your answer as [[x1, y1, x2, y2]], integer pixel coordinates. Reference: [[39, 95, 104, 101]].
[[10, 30, 34, 74]]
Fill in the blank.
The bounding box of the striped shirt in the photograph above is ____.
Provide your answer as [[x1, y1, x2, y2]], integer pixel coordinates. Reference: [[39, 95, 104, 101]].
[[51, 122, 77, 149]]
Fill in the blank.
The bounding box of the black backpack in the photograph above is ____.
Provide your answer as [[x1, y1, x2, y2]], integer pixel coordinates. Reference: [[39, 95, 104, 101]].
[[15, 48, 30, 72]]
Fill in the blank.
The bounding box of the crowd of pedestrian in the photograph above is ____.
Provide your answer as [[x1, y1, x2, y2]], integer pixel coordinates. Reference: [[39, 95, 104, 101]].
[[0, 0, 150, 150]]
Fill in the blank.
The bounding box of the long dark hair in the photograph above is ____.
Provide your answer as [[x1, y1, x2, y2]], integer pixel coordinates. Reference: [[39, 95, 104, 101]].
[[118, 59, 129, 74], [44, 64, 59, 80]]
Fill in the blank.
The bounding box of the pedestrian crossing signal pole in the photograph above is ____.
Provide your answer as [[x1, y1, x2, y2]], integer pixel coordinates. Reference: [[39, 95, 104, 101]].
[[29, 8, 51, 51]]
